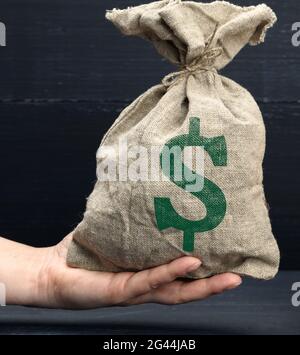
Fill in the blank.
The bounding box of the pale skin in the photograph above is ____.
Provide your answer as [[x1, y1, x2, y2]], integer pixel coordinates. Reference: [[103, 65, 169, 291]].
[[0, 233, 242, 309]]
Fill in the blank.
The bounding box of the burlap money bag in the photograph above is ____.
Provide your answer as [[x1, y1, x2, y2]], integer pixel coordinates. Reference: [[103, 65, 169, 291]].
[[67, 0, 280, 280]]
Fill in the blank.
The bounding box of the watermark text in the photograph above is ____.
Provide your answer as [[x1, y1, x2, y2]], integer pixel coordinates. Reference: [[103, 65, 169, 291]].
[[291, 282, 300, 307], [0, 283, 6, 306], [96, 136, 205, 193], [0, 22, 6, 46], [291, 22, 300, 47]]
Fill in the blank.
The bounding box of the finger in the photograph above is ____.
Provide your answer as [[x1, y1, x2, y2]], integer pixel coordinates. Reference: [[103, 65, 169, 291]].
[[54, 257, 201, 308], [127, 273, 242, 305], [121, 257, 202, 300]]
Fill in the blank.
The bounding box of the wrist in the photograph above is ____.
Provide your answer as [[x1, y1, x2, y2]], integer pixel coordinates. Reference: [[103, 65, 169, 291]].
[[21, 246, 53, 306], [0, 237, 53, 306]]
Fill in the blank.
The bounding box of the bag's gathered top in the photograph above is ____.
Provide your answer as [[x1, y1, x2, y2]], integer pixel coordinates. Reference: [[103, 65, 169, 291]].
[[162, 24, 223, 87], [106, 0, 276, 66]]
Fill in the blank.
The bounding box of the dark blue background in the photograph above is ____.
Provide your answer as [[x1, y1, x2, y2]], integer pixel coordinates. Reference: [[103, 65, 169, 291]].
[[0, 0, 299, 269]]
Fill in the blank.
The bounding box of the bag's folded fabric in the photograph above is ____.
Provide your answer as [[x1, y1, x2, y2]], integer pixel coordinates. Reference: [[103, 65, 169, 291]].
[[67, 0, 280, 280]]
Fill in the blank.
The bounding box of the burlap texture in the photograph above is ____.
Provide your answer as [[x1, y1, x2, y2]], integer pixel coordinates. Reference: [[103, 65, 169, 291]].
[[67, 0, 280, 280]]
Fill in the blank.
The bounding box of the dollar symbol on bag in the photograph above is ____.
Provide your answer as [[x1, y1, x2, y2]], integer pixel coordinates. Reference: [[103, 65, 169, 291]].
[[154, 117, 227, 252]]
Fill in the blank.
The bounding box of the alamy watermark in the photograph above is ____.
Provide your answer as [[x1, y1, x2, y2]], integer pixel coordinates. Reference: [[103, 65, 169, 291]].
[[291, 282, 300, 307], [291, 22, 300, 47], [0, 282, 6, 306], [96, 136, 205, 193], [0, 22, 6, 46]]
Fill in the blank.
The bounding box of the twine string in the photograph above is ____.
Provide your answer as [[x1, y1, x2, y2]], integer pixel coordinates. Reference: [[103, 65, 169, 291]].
[[162, 24, 222, 87]]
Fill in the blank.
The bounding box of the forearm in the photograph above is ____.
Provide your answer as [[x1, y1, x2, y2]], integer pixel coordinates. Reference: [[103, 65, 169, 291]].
[[0, 237, 50, 306]]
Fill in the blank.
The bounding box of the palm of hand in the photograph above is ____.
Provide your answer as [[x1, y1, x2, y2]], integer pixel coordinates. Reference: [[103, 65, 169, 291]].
[[39, 234, 241, 309]]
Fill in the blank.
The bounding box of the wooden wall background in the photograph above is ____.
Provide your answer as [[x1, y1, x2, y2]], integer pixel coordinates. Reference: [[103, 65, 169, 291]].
[[0, 0, 299, 269]]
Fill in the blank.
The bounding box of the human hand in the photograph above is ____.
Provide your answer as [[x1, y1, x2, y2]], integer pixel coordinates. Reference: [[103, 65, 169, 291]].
[[0, 234, 242, 309], [36, 234, 242, 308]]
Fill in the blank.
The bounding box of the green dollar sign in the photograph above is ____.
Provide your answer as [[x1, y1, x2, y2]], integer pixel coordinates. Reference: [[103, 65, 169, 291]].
[[154, 117, 227, 252]]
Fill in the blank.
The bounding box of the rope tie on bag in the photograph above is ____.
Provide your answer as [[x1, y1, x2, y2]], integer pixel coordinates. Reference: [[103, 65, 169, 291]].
[[162, 25, 223, 88]]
